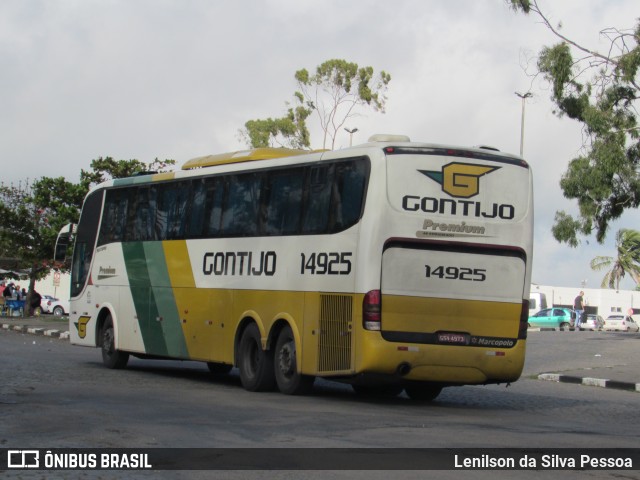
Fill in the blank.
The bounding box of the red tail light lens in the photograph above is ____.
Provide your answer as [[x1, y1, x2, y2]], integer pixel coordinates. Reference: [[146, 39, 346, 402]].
[[363, 290, 381, 331]]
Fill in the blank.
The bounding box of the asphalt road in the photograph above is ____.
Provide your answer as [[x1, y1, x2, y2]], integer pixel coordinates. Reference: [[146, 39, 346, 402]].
[[1, 327, 639, 480]]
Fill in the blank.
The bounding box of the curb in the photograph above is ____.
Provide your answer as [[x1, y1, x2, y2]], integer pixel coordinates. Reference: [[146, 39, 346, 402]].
[[538, 373, 640, 393], [528, 328, 603, 332], [2, 323, 70, 340]]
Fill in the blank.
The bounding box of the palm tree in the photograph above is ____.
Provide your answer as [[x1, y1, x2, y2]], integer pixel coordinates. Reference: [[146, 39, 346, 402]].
[[591, 229, 640, 290]]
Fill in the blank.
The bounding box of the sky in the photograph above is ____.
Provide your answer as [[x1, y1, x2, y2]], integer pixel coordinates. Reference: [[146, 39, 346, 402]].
[[1, 0, 638, 290]]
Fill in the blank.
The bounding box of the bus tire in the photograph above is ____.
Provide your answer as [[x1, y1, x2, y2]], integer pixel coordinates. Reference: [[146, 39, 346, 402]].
[[404, 384, 442, 402], [238, 323, 275, 392], [101, 315, 129, 369], [274, 326, 314, 395]]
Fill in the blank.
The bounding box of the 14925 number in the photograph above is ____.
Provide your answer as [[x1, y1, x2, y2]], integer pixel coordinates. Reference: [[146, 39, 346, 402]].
[[301, 252, 352, 275], [425, 265, 486, 282]]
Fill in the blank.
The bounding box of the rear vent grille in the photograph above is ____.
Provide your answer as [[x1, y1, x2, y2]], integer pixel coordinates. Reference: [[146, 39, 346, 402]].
[[318, 294, 353, 373]]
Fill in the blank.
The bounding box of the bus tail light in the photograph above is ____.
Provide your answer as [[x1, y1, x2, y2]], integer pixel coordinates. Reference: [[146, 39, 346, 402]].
[[518, 300, 529, 339], [363, 290, 381, 331]]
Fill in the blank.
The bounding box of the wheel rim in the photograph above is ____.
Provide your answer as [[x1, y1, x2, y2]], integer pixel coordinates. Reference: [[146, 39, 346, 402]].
[[246, 339, 260, 378], [103, 328, 115, 356], [278, 340, 296, 379]]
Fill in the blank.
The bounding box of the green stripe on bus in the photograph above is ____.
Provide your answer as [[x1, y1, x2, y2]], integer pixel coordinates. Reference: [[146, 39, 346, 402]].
[[122, 242, 188, 358]]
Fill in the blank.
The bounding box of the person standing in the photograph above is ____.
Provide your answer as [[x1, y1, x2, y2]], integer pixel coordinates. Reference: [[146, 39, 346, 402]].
[[573, 291, 585, 330]]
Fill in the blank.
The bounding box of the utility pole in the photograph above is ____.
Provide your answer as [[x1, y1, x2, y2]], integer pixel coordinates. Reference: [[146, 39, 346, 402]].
[[515, 92, 532, 157], [345, 127, 358, 147]]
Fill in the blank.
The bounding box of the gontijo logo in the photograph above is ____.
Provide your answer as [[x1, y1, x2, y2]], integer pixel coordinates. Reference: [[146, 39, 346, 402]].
[[419, 162, 500, 199], [75, 316, 91, 339]]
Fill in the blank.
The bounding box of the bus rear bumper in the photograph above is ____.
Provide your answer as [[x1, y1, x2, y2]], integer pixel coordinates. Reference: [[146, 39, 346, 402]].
[[355, 334, 526, 385]]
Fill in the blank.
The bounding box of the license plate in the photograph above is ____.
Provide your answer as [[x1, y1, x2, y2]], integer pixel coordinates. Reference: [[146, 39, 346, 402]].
[[437, 332, 469, 345]]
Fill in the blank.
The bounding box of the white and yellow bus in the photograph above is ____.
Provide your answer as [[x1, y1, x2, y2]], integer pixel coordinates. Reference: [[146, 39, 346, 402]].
[[64, 134, 533, 400]]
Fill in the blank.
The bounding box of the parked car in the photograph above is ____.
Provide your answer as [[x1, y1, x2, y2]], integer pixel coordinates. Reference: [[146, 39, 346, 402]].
[[40, 295, 55, 312], [603, 315, 640, 332], [581, 314, 604, 331], [40, 295, 69, 316], [528, 308, 575, 329]]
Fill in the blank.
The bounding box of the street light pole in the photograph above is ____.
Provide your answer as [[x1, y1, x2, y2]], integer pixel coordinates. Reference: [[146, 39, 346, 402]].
[[515, 92, 532, 157], [345, 127, 358, 147]]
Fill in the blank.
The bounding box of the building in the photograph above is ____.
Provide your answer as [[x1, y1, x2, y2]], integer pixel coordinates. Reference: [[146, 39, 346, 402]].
[[530, 283, 640, 317]]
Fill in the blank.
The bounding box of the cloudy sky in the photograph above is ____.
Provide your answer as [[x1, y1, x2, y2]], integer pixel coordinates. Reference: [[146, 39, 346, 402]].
[[1, 0, 638, 289]]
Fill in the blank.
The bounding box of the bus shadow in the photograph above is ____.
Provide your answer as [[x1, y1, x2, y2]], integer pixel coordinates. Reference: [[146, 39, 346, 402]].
[[83, 359, 585, 412]]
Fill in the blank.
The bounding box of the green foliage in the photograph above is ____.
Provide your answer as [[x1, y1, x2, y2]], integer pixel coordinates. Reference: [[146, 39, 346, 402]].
[[511, 0, 640, 245], [590, 229, 640, 289], [295, 59, 391, 149], [242, 106, 311, 150], [80, 157, 175, 188], [0, 157, 174, 304], [551, 211, 583, 248], [508, 0, 531, 14], [241, 58, 391, 150], [538, 43, 575, 101]]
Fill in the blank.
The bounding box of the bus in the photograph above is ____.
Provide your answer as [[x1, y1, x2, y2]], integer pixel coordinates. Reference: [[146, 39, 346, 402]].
[[63, 134, 533, 401]]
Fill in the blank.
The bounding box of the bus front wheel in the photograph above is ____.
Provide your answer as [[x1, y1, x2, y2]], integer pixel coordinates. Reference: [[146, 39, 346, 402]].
[[238, 323, 276, 392], [101, 315, 129, 369], [274, 326, 314, 395]]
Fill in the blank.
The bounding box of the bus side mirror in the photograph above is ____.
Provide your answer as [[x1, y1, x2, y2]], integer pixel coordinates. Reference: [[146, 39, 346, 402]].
[[54, 223, 76, 262], [54, 241, 68, 262]]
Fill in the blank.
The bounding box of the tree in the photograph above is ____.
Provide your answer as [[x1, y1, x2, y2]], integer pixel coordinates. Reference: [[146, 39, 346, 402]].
[[590, 228, 640, 290], [241, 59, 391, 150], [240, 106, 311, 150], [0, 178, 82, 313], [510, 0, 640, 246], [0, 157, 175, 313], [79, 156, 176, 187]]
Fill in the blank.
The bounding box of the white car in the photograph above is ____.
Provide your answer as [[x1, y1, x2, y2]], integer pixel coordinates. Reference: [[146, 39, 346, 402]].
[[581, 314, 604, 331], [40, 295, 69, 316], [603, 315, 639, 332]]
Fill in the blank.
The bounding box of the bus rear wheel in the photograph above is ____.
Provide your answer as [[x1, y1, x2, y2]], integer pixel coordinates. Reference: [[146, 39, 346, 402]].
[[274, 326, 314, 395], [101, 315, 129, 369], [404, 383, 442, 402], [238, 323, 275, 392]]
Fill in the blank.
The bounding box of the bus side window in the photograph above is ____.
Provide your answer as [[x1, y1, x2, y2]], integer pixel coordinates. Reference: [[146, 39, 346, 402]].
[[187, 179, 207, 237], [157, 182, 189, 240], [264, 169, 304, 235], [333, 159, 367, 229], [127, 186, 156, 241], [302, 164, 333, 234], [222, 173, 261, 236], [99, 189, 128, 244], [203, 177, 224, 237]]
